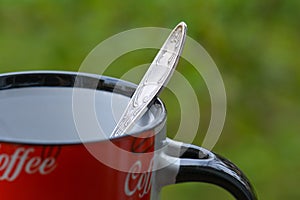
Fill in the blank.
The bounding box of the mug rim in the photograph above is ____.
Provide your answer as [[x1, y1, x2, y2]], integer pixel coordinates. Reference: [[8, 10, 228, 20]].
[[0, 70, 167, 145]]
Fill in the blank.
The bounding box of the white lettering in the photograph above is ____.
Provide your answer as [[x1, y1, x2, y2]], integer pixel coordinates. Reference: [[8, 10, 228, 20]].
[[0, 147, 58, 181], [0, 148, 26, 181], [25, 157, 41, 174], [0, 154, 9, 171], [125, 160, 142, 196], [125, 159, 154, 198], [39, 158, 56, 174]]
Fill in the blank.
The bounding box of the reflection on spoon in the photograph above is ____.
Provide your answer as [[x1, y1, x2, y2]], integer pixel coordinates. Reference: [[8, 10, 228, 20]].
[[110, 22, 187, 138]]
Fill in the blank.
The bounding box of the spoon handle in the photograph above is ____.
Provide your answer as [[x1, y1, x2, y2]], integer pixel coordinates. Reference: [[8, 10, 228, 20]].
[[110, 22, 187, 138]]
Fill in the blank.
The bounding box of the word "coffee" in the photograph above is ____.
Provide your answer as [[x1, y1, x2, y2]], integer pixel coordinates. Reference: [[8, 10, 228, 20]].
[[0, 147, 57, 181], [125, 159, 153, 198]]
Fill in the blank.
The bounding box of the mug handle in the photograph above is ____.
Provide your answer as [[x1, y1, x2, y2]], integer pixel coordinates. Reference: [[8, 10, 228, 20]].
[[160, 139, 257, 200]]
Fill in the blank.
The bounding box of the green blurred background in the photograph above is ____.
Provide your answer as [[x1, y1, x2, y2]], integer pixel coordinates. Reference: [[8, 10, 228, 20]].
[[1, 0, 300, 199]]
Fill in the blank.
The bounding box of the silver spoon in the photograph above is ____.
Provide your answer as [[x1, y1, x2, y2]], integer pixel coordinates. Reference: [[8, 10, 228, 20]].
[[110, 22, 187, 138]]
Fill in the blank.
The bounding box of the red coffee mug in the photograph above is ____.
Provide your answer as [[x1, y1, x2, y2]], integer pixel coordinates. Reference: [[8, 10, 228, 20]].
[[0, 71, 256, 200]]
